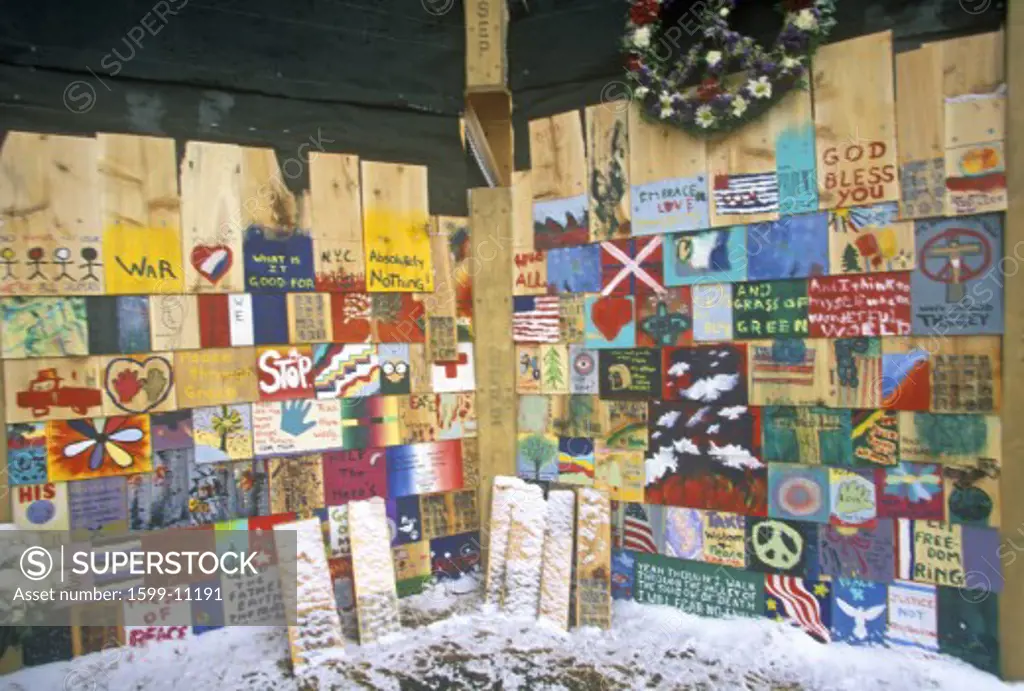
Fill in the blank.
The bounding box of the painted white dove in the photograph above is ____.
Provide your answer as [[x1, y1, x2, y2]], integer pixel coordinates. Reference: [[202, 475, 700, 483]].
[[836, 598, 886, 640]]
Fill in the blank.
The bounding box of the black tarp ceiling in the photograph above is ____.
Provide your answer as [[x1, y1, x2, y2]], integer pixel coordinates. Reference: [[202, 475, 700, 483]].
[[0, 0, 1008, 214]]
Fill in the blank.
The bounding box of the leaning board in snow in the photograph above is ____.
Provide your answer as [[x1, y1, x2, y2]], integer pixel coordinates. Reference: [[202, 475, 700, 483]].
[[538, 489, 575, 629], [575, 487, 611, 629], [503, 482, 546, 617], [484, 476, 520, 606], [348, 497, 402, 644], [274, 518, 345, 672]]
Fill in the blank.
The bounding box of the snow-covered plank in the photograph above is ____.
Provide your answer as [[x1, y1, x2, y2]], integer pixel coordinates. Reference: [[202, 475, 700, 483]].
[[273, 517, 345, 675], [348, 497, 402, 644], [503, 482, 546, 617], [483, 476, 520, 606], [575, 487, 612, 629], [538, 489, 575, 630]]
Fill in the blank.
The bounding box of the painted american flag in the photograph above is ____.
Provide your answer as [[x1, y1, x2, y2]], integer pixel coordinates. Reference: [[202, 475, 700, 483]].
[[713, 173, 780, 215], [623, 503, 657, 554], [751, 344, 817, 387], [765, 574, 831, 643], [513, 295, 561, 343]]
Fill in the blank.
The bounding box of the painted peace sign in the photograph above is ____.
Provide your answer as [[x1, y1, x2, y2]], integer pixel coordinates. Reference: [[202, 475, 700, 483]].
[[919, 228, 992, 284], [751, 520, 804, 570]]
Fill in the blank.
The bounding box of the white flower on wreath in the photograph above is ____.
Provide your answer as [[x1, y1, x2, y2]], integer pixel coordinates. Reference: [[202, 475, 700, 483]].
[[748, 75, 772, 99], [731, 95, 748, 117], [635, 85, 650, 99], [781, 55, 802, 70], [632, 26, 652, 49], [794, 9, 818, 31], [719, 6, 729, 17], [696, 105, 716, 128], [706, 50, 723, 67], [659, 92, 674, 119]]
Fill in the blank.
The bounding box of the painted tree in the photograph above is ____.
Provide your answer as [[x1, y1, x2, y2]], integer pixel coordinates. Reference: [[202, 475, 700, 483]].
[[543, 346, 565, 390], [841, 243, 861, 273], [520, 434, 557, 480], [211, 405, 243, 452]]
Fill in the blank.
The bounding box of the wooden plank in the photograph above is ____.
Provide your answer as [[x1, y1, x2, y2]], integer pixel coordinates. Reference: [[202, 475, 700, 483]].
[[503, 482, 545, 617], [361, 161, 433, 293], [944, 93, 1007, 216], [895, 45, 945, 220], [425, 217, 460, 362], [98, 133, 183, 294], [538, 488, 574, 630], [529, 110, 587, 201], [937, 30, 1005, 98], [470, 187, 516, 533], [464, 0, 506, 91], [627, 108, 710, 235], [0, 133, 103, 296], [575, 486, 611, 629], [348, 497, 401, 644], [180, 141, 245, 293], [813, 31, 900, 209], [483, 476, 520, 606], [511, 172, 547, 296], [173, 347, 257, 408], [273, 518, 345, 675], [511, 171, 534, 251], [309, 152, 365, 292], [1001, 7, 1023, 679], [585, 103, 630, 241]]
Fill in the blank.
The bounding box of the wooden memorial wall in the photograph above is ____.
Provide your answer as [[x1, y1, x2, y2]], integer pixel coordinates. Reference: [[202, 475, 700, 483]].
[[0, 135, 483, 673], [514, 30, 1007, 676]]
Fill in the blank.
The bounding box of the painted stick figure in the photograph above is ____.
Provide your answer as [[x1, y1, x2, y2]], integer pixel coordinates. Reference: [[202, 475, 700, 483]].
[[0, 247, 17, 279], [53, 247, 74, 281], [80, 247, 101, 281], [26, 247, 46, 280]]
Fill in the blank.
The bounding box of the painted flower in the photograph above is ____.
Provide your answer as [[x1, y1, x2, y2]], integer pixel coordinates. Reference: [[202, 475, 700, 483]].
[[793, 8, 818, 31], [695, 105, 716, 128], [731, 95, 748, 117], [706, 50, 723, 67], [884, 463, 941, 503], [749, 75, 773, 99], [658, 92, 674, 119], [781, 55, 802, 70], [62, 418, 146, 470], [632, 26, 652, 49]]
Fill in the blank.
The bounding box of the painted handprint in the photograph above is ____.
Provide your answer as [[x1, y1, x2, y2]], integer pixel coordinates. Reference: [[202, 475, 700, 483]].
[[280, 400, 315, 437]]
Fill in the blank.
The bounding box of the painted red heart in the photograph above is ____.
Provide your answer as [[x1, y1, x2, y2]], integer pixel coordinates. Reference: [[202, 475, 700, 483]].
[[190, 244, 233, 284], [590, 296, 633, 342]]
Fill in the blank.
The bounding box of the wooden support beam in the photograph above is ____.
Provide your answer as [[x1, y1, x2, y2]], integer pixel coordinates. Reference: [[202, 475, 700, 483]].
[[464, 0, 513, 188], [464, 97, 510, 187], [1001, 4, 1023, 683], [469, 187, 516, 538], [465, 0, 507, 92]]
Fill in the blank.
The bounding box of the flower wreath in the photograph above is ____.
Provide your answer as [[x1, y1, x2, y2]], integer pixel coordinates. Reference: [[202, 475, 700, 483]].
[[624, 0, 838, 136]]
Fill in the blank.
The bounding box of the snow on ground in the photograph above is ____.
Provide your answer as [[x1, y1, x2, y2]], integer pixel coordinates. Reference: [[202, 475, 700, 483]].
[[5, 594, 1019, 691]]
